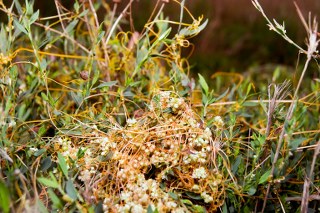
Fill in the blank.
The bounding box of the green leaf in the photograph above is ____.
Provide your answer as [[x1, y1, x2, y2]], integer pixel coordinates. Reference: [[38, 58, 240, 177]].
[[40, 58, 47, 71], [65, 19, 79, 33], [13, 0, 23, 14], [259, 169, 271, 184], [41, 92, 49, 102], [0, 181, 10, 213], [178, 0, 186, 31], [179, 19, 208, 37], [57, 153, 68, 178], [215, 88, 229, 101], [192, 205, 207, 213], [185, 191, 203, 200], [14, 19, 28, 34], [38, 177, 59, 188], [147, 205, 154, 213], [37, 125, 47, 137], [168, 191, 179, 200], [36, 198, 49, 213], [66, 179, 78, 201], [198, 73, 209, 95], [93, 81, 118, 90], [34, 148, 46, 157], [181, 199, 193, 206], [74, 1, 80, 13], [157, 27, 171, 41], [247, 186, 256, 196], [29, 10, 39, 25], [78, 9, 89, 18], [48, 189, 63, 209], [222, 203, 228, 213], [246, 83, 252, 96], [40, 156, 52, 172], [70, 92, 83, 107], [289, 137, 305, 150]]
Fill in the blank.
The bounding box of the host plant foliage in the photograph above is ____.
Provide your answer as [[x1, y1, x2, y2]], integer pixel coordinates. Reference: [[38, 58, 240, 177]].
[[0, 0, 319, 213]]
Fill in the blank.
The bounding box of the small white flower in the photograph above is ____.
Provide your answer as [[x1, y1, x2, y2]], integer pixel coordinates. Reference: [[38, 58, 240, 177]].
[[166, 201, 178, 208], [172, 207, 187, 213], [127, 118, 137, 126], [131, 203, 144, 213], [201, 192, 213, 203], [192, 185, 200, 191], [8, 120, 16, 127], [192, 167, 207, 179], [29, 147, 39, 152], [213, 116, 224, 127], [120, 191, 132, 202]]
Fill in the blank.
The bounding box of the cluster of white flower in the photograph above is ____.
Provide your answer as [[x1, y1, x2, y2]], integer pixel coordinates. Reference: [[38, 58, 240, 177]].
[[151, 150, 179, 166], [126, 118, 137, 126], [201, 192, 214, 203], [213, 116, 224, 128], [78, 166, 96, 182], [192, 167, 208, 179], [53, 137, 79, 159], [182, 150, 207, 164], [77, 91, 226, 211], [103, 174, 185, 212], [152, 91, 186, 115], [0, 107, 16, 127], [168, 97, 184, 113], [95, 137, 117, 156]]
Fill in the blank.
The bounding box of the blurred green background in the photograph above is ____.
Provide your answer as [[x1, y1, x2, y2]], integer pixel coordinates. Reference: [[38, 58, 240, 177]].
[[3, 0, 320, 77]]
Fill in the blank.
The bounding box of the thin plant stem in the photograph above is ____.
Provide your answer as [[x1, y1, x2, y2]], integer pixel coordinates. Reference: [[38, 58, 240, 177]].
[[261, 53, 312, 213]]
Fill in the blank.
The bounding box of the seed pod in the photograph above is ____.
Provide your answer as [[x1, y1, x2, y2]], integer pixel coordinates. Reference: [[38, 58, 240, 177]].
[[80, 70, 89, 80]]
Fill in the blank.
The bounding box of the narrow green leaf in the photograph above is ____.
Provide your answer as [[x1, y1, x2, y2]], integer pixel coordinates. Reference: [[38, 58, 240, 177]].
[[168, 191, 178, 200], [216, 88, 229, 101], [36, 198, 49, 213], [37, 125, 47, 137], [13, 0, 23, 14], [247, 186, 256, 195], [40, 156, 52, 172], [34, 148, 46, 157], [41, 92, 49, 102], [48, 189, 63, 209], [192, 205, 207, 213], [158, 27, 171, 41], [37, 177, 59, 188], [70, 92, 83, 107], [66, 179, 78, 201], [0, 181, 10, 213], [259, 169, 271, 184], [57, 153, 68, 178], [185, 191, 203, 200], [222, 203, 228, 213], [198, 73, 209, 95], [147, 205, 154, 213], [65, 19, 79, 33], [14, 19, 28, 34], [74, 1, 80, 13], [29, 10, 39, 25], [78, 9, 89, 18], [289, 137, 306, 150], [179, 19, 208, 37], [246, 83, 252, 96], [181, 199, 193, 206], [93, 81, 118, 90], [40, 58, 47, 71], [178, 0, 186, 31]]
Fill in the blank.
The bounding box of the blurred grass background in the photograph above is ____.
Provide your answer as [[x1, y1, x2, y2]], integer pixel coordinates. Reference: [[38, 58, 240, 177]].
[[4, 0, 319, 75]]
